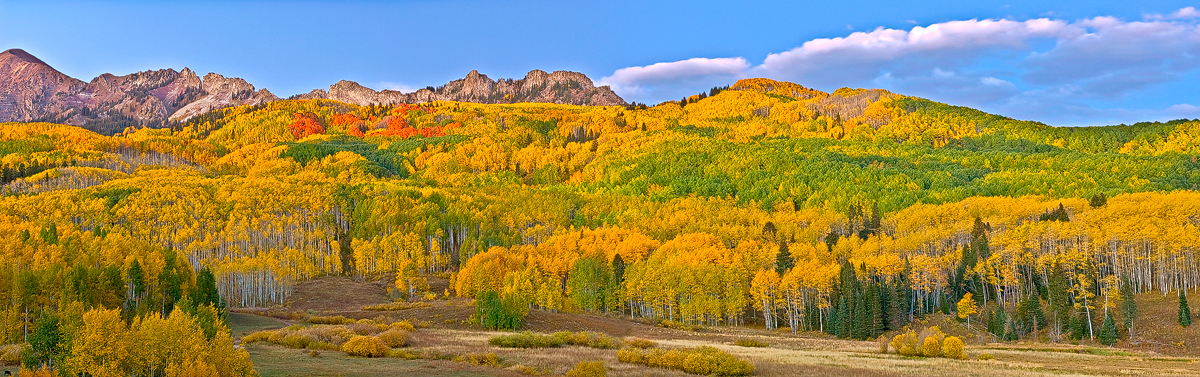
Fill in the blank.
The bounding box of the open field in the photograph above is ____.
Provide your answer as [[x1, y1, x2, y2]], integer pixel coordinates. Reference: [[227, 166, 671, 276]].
[[228, 276, 1200, 377]]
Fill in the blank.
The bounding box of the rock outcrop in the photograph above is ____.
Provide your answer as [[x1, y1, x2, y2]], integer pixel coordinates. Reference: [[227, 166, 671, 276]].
[[168, 73, 278, 122], [298, 69, 626, 107], [0, 49, 625, 134], [0, 49, 275, 134], [0, 49, 86, 123]]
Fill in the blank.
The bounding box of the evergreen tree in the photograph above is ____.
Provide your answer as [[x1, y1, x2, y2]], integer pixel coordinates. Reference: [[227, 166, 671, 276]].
[[1179, 289, 1192, 328], [775, 241, 794, 275], [868, 283, 883, 337], [833, 296, 848, 337], [1048, 263, 1072, 335], [191, 267, 224, 314], [986, 305, 1007, 338], [853, 290, 868, 339], [1098, 313, 1118, 346], [1119, 278, 1137, 338], [1069, 311, 1088, 340], [612, 254, 626, 285]]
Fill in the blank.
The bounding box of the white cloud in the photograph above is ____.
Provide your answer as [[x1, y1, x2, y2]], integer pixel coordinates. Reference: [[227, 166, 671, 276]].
[[1168, 103, 1200, 115], [1146, 6, 1200, 20], [602, 11, 1200, 124], [598, 57, 749, 101]]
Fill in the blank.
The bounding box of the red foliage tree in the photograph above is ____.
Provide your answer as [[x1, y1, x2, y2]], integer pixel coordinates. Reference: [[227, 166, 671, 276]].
[[287, 113, 326, 139]]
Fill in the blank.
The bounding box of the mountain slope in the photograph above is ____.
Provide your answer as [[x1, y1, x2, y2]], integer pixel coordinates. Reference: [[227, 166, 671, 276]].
[[0, 49, 86, 122], [296, 69, 626, 107], [0, 49, 626, 135]]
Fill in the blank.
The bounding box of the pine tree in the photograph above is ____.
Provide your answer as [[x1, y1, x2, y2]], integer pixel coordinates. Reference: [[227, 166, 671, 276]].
[[1048, 263, 1071, 336], [775, 241, 794, 275], [868, 283, 883, 337], [612, 254, 626, 285], [1119, 278, 1137, 338], [1179, 289, 1192, 328], [853, 290, 868, 339], [1098, 313, 1118, 346], [1069, 312, 1087, 340]]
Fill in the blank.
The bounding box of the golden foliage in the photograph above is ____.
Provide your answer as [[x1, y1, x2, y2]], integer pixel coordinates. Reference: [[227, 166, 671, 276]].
[[617, 345, 754, 376], [942, 336, 966, 360], [566, 360, 607, 377], [341, 335, 390, 357]]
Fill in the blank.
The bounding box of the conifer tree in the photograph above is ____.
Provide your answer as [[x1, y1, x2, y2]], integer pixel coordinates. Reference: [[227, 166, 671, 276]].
[[1119, 278, 1137, 338], [1179, 289, 1192, 328], [774, 241, 794, 275], [1098, 313, 1118, 346]]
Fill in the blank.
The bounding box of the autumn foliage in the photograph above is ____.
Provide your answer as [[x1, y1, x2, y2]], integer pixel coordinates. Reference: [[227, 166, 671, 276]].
[[287, 112, 326, 139]]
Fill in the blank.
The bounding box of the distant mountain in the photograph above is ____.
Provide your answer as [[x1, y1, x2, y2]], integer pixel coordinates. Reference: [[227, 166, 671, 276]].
[[0, 49, 278, 135], [0, 49, 626, 135], [295, 69, 626, 107]]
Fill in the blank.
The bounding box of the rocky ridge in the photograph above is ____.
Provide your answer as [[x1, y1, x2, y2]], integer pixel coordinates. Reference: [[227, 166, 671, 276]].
[[0, 49, 625, 134], [295, 69, 626, 107]]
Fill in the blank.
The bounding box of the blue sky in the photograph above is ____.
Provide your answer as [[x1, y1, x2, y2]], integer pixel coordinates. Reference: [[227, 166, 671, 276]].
[[1, 0, 1198, 126]]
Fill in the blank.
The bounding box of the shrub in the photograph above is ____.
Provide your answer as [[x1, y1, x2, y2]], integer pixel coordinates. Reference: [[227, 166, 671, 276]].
[[17, 366, 53, 377], [567, 360, 606, 377], [456, 352, 501, 366], [624, 338, 657, 349], [617, 346, 753, 376], [0, 344, 21, 365], [658, 319, 702, 331], [476, 289, 528, 330], [390, 320, 416, 332], [977, 353, 995, 361], [362, 301, 431, 311], [378, 328, 410, 348], [391, 349, 419, 359], [877, 335, 889, 354], [347, 320, 382, 335], [555, 331, 622, 349], [921, 336, 942, 357], [342, 336, 390, 357], [734, 338, 768, 348], [890, 330, 921, 356], [280, 333, 313, 349], [242, 330, 272, 344], [489, 332, 564, 348], [309, 315, 353, 325], [919, 326, 946, 357], [942, 336, 965, 359]]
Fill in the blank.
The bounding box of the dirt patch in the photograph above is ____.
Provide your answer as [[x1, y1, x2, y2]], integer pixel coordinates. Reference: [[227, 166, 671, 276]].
[[287, 275, 391, 312]]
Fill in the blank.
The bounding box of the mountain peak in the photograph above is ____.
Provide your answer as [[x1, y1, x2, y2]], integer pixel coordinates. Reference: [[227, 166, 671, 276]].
[[0, 49, 48, 66]]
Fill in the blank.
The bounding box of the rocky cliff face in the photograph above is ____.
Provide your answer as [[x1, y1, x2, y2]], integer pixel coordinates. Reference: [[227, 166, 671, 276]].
[[298, 69, 626, 107], [0, 49, 86, 123], [168, 73, 278, 122], [1, 49, 625, 134], [0, 49, 275, 134]]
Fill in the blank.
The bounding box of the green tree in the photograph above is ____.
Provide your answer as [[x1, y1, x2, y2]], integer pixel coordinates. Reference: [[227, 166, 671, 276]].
[[567, 257, 615, 312], [191, 267, 224, 315], [1098, 313, 1118, 346], [1179, 289, 1192, 328], [1119, 278, 1137, 338], [22, 313, 61, 370], [476, 289, 528, 331], [774, 241, 794, 275], [39, 222, 57, 245]]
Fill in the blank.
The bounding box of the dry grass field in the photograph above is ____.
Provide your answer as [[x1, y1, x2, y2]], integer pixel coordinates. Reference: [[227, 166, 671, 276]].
[[231, 277, 1200, 376]]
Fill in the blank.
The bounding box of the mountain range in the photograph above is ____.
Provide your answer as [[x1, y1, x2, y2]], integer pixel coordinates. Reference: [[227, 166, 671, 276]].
[[0, 49, 625, 135]]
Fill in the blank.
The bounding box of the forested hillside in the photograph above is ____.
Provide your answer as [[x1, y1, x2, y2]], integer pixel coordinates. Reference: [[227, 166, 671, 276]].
[[1, 78, 1199, 374]]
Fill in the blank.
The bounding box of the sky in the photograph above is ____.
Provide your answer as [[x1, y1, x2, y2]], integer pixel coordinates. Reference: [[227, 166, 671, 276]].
[[1, 0, 1198, 126]]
